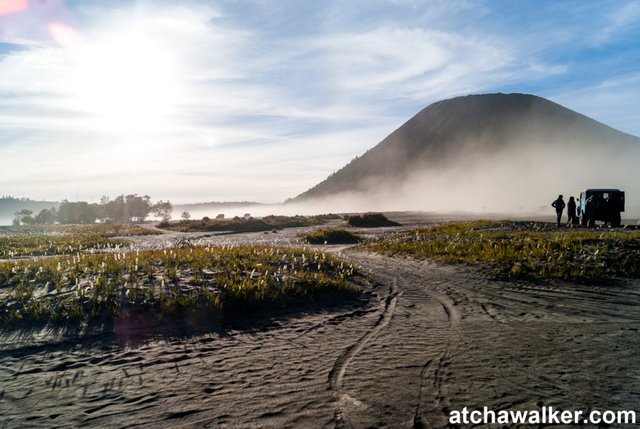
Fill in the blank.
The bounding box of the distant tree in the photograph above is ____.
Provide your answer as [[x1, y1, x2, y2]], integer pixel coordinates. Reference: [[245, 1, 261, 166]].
[[92, 203, 107, 222], [34, 207, 56, 225], [126, 194, 152, 223], [13, 209, 34, 225], [100, 194, 151, 223], [104, 195, 127, 223], [181, 211, 191, 221], [57, 200, 98, 224], [151, 200, 173, 222]]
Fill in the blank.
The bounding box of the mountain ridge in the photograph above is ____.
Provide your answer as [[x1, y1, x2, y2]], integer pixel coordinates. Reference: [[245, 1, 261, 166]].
[[293, 93, 640, 202]]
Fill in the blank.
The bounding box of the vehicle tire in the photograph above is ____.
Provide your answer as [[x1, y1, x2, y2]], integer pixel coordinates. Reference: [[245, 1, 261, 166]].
[[613, 213, 621, 227]]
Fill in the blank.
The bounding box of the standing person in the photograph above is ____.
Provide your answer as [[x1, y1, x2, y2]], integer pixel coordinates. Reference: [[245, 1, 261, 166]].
[[567, 196, 577, 226], [551, 195, 565, 227]]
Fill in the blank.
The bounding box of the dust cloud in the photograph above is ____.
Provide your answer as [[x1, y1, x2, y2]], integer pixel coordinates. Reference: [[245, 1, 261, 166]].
[[277, 94, 640, 220], [174, 137, 640, 221], [284, 135, 640, 219]]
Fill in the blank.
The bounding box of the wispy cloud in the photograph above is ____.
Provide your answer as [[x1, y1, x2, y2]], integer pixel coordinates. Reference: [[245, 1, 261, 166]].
[[593, 1, 640, 45], [550, 73, 640, 136], [304, 27, 516, 101]]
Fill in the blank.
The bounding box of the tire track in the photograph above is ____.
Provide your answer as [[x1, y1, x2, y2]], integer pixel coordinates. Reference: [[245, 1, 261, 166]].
[[413, 356, 436, 429], [481, 303, 507, 323], [328, 272, 399, 427], [336, 254, 465, 428], [412, 283, 461, 428], [429, 290, 461, 326]]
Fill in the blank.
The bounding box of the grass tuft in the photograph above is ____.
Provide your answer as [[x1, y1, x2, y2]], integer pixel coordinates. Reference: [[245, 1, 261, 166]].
[[366, 220, 640, 282], [0, 245, 361, 327]]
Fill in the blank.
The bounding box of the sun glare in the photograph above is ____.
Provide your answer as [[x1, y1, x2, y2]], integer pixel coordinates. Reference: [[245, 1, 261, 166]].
[[68, 33, 182, 133]]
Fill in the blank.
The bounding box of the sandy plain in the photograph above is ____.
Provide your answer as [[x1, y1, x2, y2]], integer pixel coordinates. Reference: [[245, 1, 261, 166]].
[[1, 213, 639, 428]]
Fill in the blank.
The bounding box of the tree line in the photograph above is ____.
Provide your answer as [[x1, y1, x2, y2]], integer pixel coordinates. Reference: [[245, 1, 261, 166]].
[[13, 194, 173, 225]]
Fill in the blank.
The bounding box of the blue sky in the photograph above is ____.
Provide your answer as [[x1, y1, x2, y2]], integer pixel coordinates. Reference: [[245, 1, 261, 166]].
[[0, 0, 639, 203]]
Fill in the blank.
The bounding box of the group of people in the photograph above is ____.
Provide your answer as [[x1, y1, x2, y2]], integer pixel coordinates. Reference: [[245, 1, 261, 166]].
[[551, 195, 574, 227], [551, 194, 600, 227]]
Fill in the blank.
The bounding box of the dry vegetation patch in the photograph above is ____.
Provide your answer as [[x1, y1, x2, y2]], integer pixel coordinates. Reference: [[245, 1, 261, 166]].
[[0, 245, 362, 328], [0, 224, 161, 258], [367, 220, 640, 282], [160, 214, 341, 233]]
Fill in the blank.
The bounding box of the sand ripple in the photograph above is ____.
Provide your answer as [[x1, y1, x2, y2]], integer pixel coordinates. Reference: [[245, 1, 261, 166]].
[[2, 244, 640, 428]]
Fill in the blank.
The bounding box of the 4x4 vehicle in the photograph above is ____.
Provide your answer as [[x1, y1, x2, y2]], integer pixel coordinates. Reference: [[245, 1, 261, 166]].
[[579, 189, 625, 227]]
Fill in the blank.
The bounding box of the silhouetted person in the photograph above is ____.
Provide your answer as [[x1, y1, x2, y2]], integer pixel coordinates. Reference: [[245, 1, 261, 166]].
[[585, 195, 599, 228], [567, 196, 577, 226], [551, 195, 565, 227]]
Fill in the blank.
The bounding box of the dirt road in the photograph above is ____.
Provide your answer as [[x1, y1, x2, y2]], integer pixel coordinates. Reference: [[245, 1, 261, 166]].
[[2, 227, 640, 428]]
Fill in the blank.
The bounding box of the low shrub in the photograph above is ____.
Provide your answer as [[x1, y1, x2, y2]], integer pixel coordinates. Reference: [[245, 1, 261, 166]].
[[302, 228, 362, 244], [346, 213, 400, 228]]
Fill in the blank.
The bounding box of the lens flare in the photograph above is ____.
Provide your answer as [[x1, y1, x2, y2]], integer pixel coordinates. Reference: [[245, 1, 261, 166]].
[[0, 0, 27, 16], [48, 22, 83, 48]]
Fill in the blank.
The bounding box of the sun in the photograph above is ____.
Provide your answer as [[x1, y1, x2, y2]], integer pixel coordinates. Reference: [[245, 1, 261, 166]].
[[68, 32, 182, 133]]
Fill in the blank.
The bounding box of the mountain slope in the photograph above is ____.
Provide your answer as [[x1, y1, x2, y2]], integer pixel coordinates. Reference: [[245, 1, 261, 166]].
[[294, 93, 640, 204]]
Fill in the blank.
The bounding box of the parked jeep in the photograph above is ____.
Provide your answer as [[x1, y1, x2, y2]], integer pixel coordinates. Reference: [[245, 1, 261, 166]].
[[578, 189, 625, 227]]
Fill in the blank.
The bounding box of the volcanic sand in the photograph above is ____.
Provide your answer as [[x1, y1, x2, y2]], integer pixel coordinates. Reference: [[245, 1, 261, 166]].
[[1, 214, 639, 428]]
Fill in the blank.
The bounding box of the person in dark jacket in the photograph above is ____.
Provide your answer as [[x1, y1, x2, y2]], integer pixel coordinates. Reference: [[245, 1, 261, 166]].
[[551, 195, 565, 227], [567, 196, 577, 226]]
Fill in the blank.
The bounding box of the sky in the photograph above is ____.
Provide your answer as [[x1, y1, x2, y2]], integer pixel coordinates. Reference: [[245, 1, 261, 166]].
[[1, 0, 639, 204]]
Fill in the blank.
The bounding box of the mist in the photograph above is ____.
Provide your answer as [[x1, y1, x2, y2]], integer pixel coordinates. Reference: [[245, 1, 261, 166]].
[[281, 94, 640, 221], [166, 130, 640, 222], [282, 137, 640, 220]]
